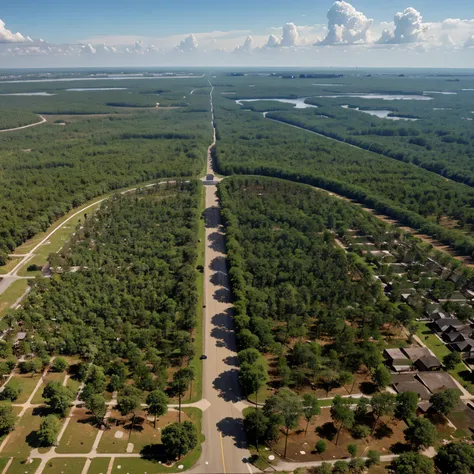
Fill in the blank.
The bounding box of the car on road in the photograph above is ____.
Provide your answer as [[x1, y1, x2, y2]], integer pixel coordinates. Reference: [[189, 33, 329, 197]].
[[200, 355, 208, 360]]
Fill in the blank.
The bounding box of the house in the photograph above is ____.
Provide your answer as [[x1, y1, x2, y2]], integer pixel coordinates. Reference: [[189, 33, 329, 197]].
[[431, 312, 450, 322], [392, 376, 432, 400], [462, 289, 474, 300], [450, 339, 474, 360], [14, 332, 26, 346], [433, 318, 464, 333], [416, 372, 459, 394], [402, 347, 433, 362], [383, 348, 412, 372], [414, 355, 442, 372], [443, 331, 469, 344]]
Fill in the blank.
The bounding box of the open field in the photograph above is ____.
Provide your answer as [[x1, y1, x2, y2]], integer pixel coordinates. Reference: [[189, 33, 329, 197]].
[[56, 408, 98, 454], [5, 458, 40, 474], [42, 457, 87, 474], [6, 374, 42, 404], [0, 280, 28, 316]]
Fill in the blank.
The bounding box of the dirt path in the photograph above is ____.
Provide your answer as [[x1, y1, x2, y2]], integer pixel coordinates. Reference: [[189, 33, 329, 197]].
[[0, 115, 47, 133]]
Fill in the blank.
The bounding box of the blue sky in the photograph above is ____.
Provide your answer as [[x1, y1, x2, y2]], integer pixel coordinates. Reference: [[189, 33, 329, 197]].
[[2, 0, 473, 43]]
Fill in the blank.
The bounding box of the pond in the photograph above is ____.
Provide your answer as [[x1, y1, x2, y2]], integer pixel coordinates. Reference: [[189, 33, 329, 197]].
[[65, 88, 128, 91], [235, 98, 318, 109], [0, 92, 55, 96], [342, 105, 418, 121], [319, 93, 432, 101]]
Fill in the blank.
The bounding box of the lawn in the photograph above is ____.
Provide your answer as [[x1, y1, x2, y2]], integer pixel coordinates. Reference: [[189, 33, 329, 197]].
[[0, 257, 22, 275], [56, 408, 99, 453], [5, 458, 40, 474], [416, 322, 474, 394], [2, 408, 43, 457], [42, 458, 87, 474], [0, 280, 29, 317], [6, 374, 42, 404], [87, 457, 112, 474], [0, 458, 9, 471], [248, 386, 274, 405], [31, 372, 68, 404], [97, 409, 187, 454]]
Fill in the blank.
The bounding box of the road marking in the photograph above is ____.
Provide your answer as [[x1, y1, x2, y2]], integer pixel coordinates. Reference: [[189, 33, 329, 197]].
[[220, 432, 227, 474]]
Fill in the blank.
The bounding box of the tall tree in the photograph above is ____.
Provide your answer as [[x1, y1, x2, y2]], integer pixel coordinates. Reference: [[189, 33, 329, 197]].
[[37, 415, 61, 447], [161, 421, 198, 460], [395, 391, 419, 422], [330, 395, 355, 446], [370, 392, 396, 434], [146, 390, 168, 429], [391, 452, 434, 474], [404, 418, 437, 450], [0, 404, 15, 435], [171, 367, 195, 423], [435, 442, 474, 474], [430, 389, 461, 417], [302, 393, 320, 434], [263, 388, 302, 458], [239, 361, 269, 406], [86, 394, 107, 426]]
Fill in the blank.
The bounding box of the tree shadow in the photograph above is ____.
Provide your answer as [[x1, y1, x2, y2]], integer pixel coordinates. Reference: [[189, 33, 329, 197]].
[[213, 370, 242, 403], [32, 406, 53, 417], [316, 422, 337, 442], [213, 287, 232, 303], [210, 256, 227, 272], [211, 310, 234, 328], [208, 232, 227, 252], [217, 417, 248, 449], [210, 271, 230, 288], [223, 356, 239, 367], [203, 207, 220, 229], [26, 429, 43, 449], [140, 443, 170, 463], [373, 423, 394, 440], [390, 442, 411, 454], [210, 327, 232, 350], [360, 382, 378, 395]]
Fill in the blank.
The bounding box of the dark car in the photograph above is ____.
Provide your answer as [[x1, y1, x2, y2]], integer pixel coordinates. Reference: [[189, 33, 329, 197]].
[[200, 355, 208, 360]]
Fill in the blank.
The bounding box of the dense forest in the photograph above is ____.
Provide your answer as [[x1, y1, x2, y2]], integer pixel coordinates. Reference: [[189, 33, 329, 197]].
[[213, 91, 474, 260], [219, 176, 395, 381], [2, 181, 201, 375], [0, 82, 210, 263]]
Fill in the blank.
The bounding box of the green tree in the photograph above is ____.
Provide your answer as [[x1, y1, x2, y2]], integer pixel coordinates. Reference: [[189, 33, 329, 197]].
[[117, 385, 142, 435], [395, 391, 419, 422], [314, 463, 332, 474], [443, 351, 462, 371], [0, 384, 22, 402], [372, 364, 391, 390], [263, 388, 302, 458], [404, 418, 437, 450], [237, 348, 260, 365], [330, 395, 354, 446], [370, 392, 396, 434], [435, 442, 474, 474], [314, 439, 326, 458], [238, 361, 268, 406], [86, 394, 107, 425], [108, 374, 124, 392], [161, 421, 197, 460], [52, 357, 68, 373], [244, 409, 279, 445], [146, 390, 168, 429], [0, 404, 15, 435], [302, 393, 320, 434], [430, 389, 461, 417], [391, 452, 434, 474], [171, 367, 195, 423], [37, 415, 61, 447], [366, 450, 380, 468], [347, 443, 357, 458], [332, 460, 349, 473], [42, 382, 74, 417]]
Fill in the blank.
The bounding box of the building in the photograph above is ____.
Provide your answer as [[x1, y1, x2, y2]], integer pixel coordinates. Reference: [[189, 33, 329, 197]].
[[414, 355, 442, 372], [383, 348, 412, 372], [433, 318, 464, 333], [450, 339, 474, 360], [416, 372, 459, 394]]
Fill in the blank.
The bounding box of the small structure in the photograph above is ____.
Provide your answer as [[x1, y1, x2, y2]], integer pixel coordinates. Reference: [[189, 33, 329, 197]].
[[383, 348, 412, 372], [450, 339, 474, 360], [14, 332, 27, 346], [416, 372, 459, 394], [414, 355, 442, 372]]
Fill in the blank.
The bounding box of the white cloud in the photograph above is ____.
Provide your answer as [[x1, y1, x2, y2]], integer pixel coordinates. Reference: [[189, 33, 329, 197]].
[[378, 7, 425, 44], [465, 35, 474, 48], [0, 18, 27, 43], [265, 34, 280, 48], [319, 1, 373, 45], [175, 34, 198, 52], [234, 36, 253, 53], [79, 43, 97, 55], [281, 23, 298, 47]]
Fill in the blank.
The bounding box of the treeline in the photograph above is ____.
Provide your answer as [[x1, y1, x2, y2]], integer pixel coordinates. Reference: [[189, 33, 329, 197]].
[[0, 109, 42, 130], [213, 99, 474, 261], [3, 181, 201, 372], [219, 177, 393, 378], [0, 106, 210, 263]]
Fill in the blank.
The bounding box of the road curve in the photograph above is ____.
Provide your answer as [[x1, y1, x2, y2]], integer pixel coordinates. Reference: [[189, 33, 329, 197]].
[[0, 115, 47, 133]]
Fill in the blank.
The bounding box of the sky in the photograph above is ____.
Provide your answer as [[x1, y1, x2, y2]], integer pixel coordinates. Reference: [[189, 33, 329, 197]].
[[0, 0, 473, 68]]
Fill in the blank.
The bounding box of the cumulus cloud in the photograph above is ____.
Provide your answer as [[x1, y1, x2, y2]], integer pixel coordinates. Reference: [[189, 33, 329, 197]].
[[234, 36, 253, 53], [265, 34, 280, 48], [319, 1, 373, 45], [0, 18, 27, 43], [281, 23, 298, 46], [79, 43, 97, 55], [378, 8, 425, 44], [465, 35, 474, 48], [176, 34, 198, 52]]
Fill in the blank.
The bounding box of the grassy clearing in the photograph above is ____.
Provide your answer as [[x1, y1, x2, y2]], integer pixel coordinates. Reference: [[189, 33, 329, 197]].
[[56, 408, 98, 454], [42, 458, 87, 474], [416, 322, 474, 394], [2, 408, 42, 457], [31, 372, 67, 404], [248, 386, 273, 405], [5, 458, 40, 474], [0, 280, 28, 317], [0, 458, 9, 471], [0, 258, 22, 275], [87, 457, 112, 474], [6, 374, 41, 404]]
